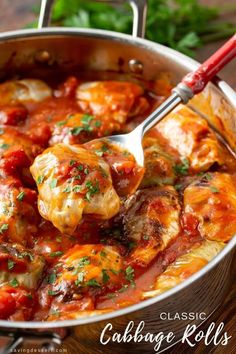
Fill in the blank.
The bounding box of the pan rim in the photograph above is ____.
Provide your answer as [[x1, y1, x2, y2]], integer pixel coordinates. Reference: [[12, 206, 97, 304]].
[[0, 27, 235, 329]]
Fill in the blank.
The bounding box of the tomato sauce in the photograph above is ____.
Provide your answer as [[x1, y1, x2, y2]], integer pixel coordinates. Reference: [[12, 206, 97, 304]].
[[0, 74, 235, 322]]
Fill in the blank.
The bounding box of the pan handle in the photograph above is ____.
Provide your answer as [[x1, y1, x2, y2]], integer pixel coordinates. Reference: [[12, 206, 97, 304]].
[[38, 0, 147, 38]]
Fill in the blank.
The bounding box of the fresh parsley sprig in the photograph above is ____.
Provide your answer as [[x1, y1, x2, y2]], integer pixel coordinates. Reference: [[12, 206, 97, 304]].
[[28, 0, 236, 57]]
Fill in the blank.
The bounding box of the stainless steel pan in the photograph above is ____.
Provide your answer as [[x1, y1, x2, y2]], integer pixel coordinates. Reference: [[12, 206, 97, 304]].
[[0, 1, 235, 353]]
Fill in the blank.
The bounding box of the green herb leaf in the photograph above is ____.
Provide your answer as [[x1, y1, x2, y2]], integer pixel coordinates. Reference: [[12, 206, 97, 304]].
[[174, 158, 190, 175], [210, 186, 219, 193], [37, 175, 44, 185], [143, 234, 149, 240], [19, 252, 34, 262], [50, 251, 64, 257], [0, 223, 8, 234], [128, 241, 136, 250], [8, 259, 15, 270], [102, 269, 110, 284], [174, 184, 183, 191], [81, 114, 94, 125], [125, 265, 135, 286], [69, 159, 76, 166], [71, 126, 84, 136], [49, 178, 58, 189], [56, 119, 68, 126], [0, 143, 9, 149], [51, 309, 60, 316], [86, 278, 101, 287], [63, 185, 71, 193], [10, 278, 19, 288], [100, 250, 107, 258], [84, 180, 100, 202], [27, 0, 236, 58], [203, 173, 213, 181], [48, 273, 57, 284], [77, 256, 90, 267], [75, 271, 85, 286], [118, 284, 129, 293], [56, 236, 62, 243], [72, 185, 82, 193], [94, 120, 101, 127], [17, 191, 25, 202], [48, 290, 58, 296], [110, 268, 119, 275]]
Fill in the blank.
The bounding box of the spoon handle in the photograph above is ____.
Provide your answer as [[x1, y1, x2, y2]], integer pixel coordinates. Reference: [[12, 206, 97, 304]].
[[136, 34, 236, 136], [182, 33, 236, 94]]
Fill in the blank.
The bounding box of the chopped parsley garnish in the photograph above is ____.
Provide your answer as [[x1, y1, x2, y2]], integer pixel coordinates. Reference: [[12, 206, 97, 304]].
[[95, 150, 104, 157], [81, 114, 94, 125], [70, 114, 99, 136], [118, 284, 129, 293], [19, 252, 34, 262], [102, 269, 110, 284], [100, 250, 107, 258], [0, 143, 9, 149], [56, 119, 68, 126], [48, 290, 58, 296], [75, 271, 85, 286], [203, 173, 213, 181], [17, 191, 25, 202], [0, 128, 4, 135], [143, 234, 149, 240], [86, 279, 101, 287], [77, 164, 84, 171], [48, 273, 57, 284], [50, 251, 64, 257], [74, 175, 82, 180], [72, 185, 82, 193], [71, 126, 84, 135], [173, 158, 190, 175], [10, 278, 19, 288], [77, 256, 90, 268], [128, 241, 136, 250], [95, 144, 109, 157], [49, 178, 57, 189], [84, 180, 100, 202], [7, 259, 15, 270], [51, 309, 60, 316], [69, 159, 76, 166], [0, 223, 8, 234], [125, 266, 135, 286], [37, 175, 44, 185], [110, 268, 119, 275], [95, 120, 102, 127], [210, 186, 219, 193], [63, 185, 71, 193], [174, 184, 183, 191]]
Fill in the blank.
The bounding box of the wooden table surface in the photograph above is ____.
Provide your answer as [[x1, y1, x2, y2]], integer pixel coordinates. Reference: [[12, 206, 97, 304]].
[[0, 1, 235, 353]]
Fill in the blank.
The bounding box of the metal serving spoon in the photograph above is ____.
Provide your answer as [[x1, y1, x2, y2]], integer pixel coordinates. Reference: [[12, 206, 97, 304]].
[[104, 34, 236, 166]]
